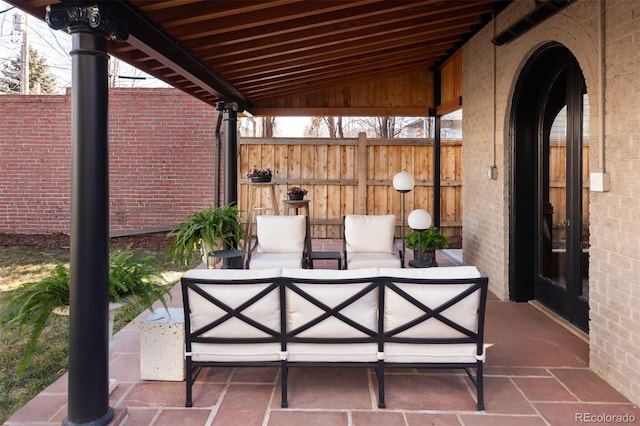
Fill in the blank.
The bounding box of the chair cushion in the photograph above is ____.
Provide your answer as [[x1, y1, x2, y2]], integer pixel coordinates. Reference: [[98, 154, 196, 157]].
[[249, 253, 303, 269], [344, 215, 396, 254], [257, 215, 306, 253], [347, 253, 400, 269]]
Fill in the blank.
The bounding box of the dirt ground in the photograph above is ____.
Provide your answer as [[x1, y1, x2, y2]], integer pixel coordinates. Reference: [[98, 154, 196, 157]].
[[0, 232, 173, 251]]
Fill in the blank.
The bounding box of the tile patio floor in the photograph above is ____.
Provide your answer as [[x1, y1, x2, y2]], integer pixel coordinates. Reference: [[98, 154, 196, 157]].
[[4, 240, 639, 425]]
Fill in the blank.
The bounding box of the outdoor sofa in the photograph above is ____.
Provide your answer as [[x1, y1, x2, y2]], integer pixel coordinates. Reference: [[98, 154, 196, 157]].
[[181, 266, 488, 410]]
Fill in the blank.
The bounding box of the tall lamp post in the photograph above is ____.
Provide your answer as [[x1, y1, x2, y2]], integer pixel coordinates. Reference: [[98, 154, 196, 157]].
[[393, 171, 415, 267], [407, 209, 432, 268]]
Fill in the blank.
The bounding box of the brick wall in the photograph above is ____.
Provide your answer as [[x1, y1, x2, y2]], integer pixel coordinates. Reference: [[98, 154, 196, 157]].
[[0, 88, 222, 235], [462, 0, 640, 406]]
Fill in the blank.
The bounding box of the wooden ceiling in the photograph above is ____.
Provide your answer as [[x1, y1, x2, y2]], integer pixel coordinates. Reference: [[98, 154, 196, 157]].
[[11, 0, 510, 115]]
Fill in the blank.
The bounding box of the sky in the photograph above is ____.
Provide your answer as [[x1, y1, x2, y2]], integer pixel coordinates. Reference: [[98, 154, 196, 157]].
[[0, 1, 169, 92]]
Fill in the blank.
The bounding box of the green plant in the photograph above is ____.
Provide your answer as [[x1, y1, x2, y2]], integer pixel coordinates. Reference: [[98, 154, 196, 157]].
[[0, 246, 170, 377], [168, 203, 245, 266], [406, 227, 449, 251]]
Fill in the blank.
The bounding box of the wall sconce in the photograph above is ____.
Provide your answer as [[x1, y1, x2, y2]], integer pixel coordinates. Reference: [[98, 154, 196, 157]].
[[393, 171, 415, 268], [407, 209, 432, 268]]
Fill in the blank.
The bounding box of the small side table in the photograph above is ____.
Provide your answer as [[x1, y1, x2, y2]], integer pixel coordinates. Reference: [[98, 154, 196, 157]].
[[310, 251, 342, 270], [282, 199, 312, 267], [207, 249, 246, 269]]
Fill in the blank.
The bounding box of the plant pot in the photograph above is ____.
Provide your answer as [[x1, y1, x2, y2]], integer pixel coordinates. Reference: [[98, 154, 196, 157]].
[[251, 176, 272, 183], [409, 248, 438, 268], [54, 303, 123, 394], [288, 193, 304, 200]]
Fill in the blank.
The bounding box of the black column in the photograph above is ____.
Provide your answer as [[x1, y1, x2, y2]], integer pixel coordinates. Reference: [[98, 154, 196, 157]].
[[46, 5, 127, 426], [217, 102, 240, 205], [433, 115, 441, 228]]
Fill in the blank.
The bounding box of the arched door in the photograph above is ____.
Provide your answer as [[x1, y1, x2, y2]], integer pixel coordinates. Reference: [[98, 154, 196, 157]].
[[510, 44, 590, 332]]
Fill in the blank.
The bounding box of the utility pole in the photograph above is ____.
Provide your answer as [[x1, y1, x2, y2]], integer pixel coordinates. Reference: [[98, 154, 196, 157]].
[[13, 13, 29, 94]]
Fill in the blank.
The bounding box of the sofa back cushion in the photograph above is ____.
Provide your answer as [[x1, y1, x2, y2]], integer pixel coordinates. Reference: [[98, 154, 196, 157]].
[[183, 269, 282, 339], [344, 215, 396, 254], [283, 268, 379, 339], [257, 215, 306, 254]]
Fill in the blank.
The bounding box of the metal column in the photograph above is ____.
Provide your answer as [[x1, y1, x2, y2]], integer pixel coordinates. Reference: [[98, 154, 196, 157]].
[[46, 5, 127, 425], [218, 102, 240, 206]]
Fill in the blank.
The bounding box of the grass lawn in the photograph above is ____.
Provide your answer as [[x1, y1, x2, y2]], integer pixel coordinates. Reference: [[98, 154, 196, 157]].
[[0, 241, 186, 424]]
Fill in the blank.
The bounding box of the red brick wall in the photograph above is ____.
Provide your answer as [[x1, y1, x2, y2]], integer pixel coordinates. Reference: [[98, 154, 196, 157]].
[[0, 88, 222, 235]]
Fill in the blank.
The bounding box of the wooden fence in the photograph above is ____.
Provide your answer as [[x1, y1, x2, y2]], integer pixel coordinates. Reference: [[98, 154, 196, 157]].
[[238, 134, 462, 239]]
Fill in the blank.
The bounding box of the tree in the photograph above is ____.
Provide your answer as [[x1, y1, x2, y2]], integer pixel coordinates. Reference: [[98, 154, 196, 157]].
[[0, 47, 57, 94]]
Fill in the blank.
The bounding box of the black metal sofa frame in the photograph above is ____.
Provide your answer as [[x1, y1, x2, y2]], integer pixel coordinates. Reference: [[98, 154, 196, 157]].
[[181, 270, 488, 410]]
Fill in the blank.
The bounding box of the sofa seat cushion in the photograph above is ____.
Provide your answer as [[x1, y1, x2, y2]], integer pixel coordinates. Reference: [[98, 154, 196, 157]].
[[249, 253, 303, 269], [287, 343, 379, 362], [383, 343, 481, 364], [191, 343, 283, 362], [348, 252, 400, 269]]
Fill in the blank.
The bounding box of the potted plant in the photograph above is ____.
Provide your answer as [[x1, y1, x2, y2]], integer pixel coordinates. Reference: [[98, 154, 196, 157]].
[[169, 203, 245, 268], [247, 167, 273, 183], [0, 246, 171, 376], [286, 186, 308, 200], [406, 227, 449, 267]]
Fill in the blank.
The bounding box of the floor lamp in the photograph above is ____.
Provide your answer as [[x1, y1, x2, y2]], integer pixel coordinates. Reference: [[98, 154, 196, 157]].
[[393, 171, 415, 268], [407, 209, 432, 268]]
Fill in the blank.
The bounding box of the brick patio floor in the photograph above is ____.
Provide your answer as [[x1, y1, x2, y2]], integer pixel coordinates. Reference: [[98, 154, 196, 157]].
[[4, 240, 639, 425]]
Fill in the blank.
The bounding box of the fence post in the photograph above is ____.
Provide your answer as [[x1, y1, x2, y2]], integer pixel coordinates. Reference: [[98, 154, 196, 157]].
[[357, 132, 368, 214]]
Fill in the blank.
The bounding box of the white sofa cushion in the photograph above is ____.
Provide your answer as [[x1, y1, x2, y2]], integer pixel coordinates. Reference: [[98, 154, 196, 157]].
[[183, 268, 282, 280], [191, 343, 283, 362], [282, 267, 379, 280], [344, 215, 396, 254], [287, 343, 379, 362], [256, 215, 306, 253], [379, 266, 481, 279], [383, 343, 480, 364], [384, 282, 481, 339]]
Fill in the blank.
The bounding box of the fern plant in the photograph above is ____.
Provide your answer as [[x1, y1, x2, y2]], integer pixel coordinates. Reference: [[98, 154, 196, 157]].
[[169, 203, 245, 267], [0, 246, 170, 377]]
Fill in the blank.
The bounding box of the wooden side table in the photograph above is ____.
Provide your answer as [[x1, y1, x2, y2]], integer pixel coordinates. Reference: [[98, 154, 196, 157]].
[[282, 199, 312, 268], [246, 182, 279, 247]]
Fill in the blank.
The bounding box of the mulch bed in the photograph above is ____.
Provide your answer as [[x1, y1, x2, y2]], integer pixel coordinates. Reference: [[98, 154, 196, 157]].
[[0, 232, 173, 251]]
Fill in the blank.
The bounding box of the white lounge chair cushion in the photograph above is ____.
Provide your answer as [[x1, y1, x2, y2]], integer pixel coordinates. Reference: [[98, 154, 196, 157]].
[[256, 215, 306, 253], [347, 252, 400, 269], [344, 215, 396, 254], [249, 253, 303, 269]]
